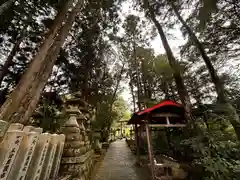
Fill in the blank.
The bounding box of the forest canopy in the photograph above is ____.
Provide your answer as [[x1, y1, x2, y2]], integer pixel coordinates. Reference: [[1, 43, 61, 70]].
[[0, 0, 239, 179]]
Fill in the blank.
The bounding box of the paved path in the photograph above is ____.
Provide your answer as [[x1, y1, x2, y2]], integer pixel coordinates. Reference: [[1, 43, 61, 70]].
[[92, 139, 149, 180]]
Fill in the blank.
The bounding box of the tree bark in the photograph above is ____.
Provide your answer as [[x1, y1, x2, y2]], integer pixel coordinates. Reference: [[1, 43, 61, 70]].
[[0, 0, 82, 124], [143, 0, 192, 122], [0, 0, 15, 16], [169, 0, 240, 140]]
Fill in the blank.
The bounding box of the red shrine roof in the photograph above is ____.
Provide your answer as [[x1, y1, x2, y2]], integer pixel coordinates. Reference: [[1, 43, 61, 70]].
[[137, 100, 182, 116], [127, 99, 185, 125]]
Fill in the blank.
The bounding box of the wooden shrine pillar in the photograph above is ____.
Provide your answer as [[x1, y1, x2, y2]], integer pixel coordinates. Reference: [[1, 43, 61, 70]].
[[134, 124, 140, 163], [145, 121, 155, 180]]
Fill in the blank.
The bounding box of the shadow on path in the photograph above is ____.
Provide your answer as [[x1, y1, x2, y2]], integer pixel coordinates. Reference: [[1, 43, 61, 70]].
[[92, 139, 149, 180]]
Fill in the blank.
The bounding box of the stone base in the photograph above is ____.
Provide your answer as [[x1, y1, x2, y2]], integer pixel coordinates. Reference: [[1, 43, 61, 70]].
[[60, 150, 94, 179]]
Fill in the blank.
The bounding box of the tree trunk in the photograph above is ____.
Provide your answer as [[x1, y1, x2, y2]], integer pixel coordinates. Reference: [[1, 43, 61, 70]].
[[111, 64, 125, 108], [169, 0, 240, 139], [133, 41, 143, 111], [129, 72, 136, 112], [0, 0, 15, 16], [0, 34, 24, 86], [140, 58, 150, 100], [143, 0, 192, 122], [82, 67, 89, 100], [0, 0, 74, 122], [162, 80, 170, 99], [0, 0, 82, 124]]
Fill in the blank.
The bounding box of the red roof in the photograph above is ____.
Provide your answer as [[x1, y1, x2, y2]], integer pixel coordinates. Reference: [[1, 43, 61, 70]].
[[137, 100, 182, 115], [127, 99, 185, 125]]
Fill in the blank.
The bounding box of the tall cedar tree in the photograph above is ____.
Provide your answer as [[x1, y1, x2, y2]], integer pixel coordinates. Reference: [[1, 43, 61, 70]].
[[168, 0, 240, 140], [15, 0, 84, 122], [142, 0, 192, 122], [0, 0, 79, 124]]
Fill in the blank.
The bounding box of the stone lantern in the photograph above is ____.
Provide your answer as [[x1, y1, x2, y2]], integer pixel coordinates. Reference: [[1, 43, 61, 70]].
[[59, 97, 93, 180]]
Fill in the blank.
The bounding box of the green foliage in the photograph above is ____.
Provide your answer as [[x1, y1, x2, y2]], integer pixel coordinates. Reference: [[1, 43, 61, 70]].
[[32, 92, 67, 133], [92, 96, 129, 130], [152, 130, 170, 154], [182, 120, 240, 180], [91, 95, 129, 141]]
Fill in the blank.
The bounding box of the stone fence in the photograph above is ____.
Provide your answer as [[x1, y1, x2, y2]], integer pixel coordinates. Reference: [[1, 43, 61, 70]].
[[0, 120, 65, 180], [0, 94, 98, 180]]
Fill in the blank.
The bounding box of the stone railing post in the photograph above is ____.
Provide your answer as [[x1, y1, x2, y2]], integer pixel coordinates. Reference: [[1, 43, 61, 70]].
[[25, 133, 51, 180], [0, 120, 65, 180], [12, 126, 42, 180], [50, 134, 65, 180], [0, 126, 25, 180]]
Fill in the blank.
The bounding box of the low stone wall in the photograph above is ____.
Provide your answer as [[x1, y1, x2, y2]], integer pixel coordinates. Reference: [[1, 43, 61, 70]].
[[0, 120, 65, 180]]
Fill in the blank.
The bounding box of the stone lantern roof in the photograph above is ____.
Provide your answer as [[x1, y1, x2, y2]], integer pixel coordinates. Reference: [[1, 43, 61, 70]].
[[65, 98, 86, 106]]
